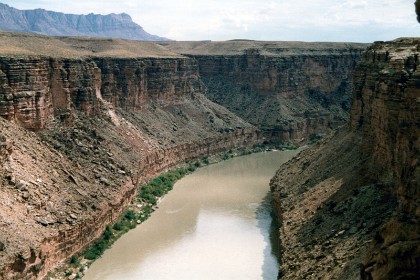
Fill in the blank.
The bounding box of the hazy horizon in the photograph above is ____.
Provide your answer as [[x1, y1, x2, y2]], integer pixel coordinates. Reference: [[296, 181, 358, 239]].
[[1, 0, 418, 43]]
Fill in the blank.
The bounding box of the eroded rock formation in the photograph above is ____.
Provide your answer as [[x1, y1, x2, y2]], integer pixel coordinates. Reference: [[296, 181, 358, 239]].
[[0, 56, 204, 131], [270, 38, 419, 279], [161, 41, 367, 143], [0, 35, 258, 279], [352, 38, 419, 280]]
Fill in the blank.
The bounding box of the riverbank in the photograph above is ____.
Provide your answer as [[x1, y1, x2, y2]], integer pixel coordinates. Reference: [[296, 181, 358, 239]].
[[82, 149, 300, 280], [47, 143, 299, 279]]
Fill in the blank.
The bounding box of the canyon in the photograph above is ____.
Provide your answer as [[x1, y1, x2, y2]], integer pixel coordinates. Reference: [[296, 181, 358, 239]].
[[161, 41, 365, 142], [0, 32, 365, 279], [0, 29, 417, 280], [0, 32, 258, 279]]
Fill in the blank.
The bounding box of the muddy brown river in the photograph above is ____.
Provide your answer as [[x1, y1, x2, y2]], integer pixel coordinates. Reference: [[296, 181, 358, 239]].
[[83, 150, 299, 280]]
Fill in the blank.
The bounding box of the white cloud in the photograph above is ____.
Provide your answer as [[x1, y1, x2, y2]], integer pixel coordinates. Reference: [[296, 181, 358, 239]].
[[1, 0, 418, 42]]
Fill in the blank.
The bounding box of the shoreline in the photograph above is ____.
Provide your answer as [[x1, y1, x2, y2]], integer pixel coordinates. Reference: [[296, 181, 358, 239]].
[[48, 143, 300, 280]]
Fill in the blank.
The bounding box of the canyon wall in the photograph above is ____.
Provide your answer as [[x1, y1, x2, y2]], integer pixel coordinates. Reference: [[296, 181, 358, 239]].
[[160, 41, 367, 143], [270, 38, 419, 279], [0, 56, 204, 131], [351, 38, 419, 280], [0, 40, 259, 279]]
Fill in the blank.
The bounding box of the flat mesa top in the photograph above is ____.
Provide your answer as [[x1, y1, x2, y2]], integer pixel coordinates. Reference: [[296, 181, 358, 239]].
[[0, 31, 371, 58], [0, 31, 183, 58], [157, 40, 369, 56]]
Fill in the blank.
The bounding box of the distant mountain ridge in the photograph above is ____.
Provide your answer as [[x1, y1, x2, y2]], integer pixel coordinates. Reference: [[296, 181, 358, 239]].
[[0, 3, 167, 41]]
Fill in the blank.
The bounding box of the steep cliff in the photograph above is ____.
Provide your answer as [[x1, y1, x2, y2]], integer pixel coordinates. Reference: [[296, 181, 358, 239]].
[[160, 41, 367, 143], [0, 34, 258, 279], [270, 38, 419, 279], [0, 3, 166, 41], [352, 38, 419, 280]]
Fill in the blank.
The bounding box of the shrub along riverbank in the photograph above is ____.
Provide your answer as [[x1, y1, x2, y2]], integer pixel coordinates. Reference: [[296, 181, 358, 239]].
[[81, 167, 188, 262], [50, 143, 299, 279]]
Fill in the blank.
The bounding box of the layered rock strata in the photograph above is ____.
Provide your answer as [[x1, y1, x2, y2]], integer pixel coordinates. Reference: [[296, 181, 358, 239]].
[[161, 41, 367, 143], [0, 37, 259, 279], [0, 56, 204, 131], [352, 38, 420, 280], [0, 33, 384, 279], [270, 38, 419, 279]]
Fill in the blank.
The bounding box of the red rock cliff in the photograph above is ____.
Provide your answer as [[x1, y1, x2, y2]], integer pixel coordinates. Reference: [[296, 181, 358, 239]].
[[0, 56, 205, 130], [0, 40, 259, 279]]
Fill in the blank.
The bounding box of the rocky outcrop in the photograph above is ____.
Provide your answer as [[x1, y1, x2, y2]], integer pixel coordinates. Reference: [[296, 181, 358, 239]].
[[160, 41, 367, 143], [93, 57, 203, 109], [351, 38, 419, 280], [0, 56, 203, 131], [270, 38, 419, 279], [0, 57, 99, 130], [0, 117, 257, 280], [0, 3, 166, 41]]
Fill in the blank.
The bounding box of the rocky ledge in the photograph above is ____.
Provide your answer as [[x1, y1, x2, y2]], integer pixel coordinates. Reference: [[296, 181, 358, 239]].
[[270, 38, 419, 279]]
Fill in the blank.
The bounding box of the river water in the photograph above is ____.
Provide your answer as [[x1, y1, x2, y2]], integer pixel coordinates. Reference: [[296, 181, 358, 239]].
[[83, 150, 299, 280]]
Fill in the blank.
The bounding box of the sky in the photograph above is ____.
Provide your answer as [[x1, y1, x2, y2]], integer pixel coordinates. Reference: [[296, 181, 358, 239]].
[[2, 0, 419, 42]]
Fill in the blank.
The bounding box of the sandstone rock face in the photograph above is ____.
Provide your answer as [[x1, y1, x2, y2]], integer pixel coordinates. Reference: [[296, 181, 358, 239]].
[[270, 38, 419, 279], [0, 56, 202, 131], [93, 57, 204, 109], [0, 41, 258, 278], [0, 57, 100, 130], [350, 38, 420, 280], [0, 3, 166, 41], [160, 41, 367, 143]]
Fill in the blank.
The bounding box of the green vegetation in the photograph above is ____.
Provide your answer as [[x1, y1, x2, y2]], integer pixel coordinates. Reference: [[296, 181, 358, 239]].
[[187, 162, 197, 172], [83, 226, 113, 260], [70, 255, 78, 264], [138, 168, 187, 205], [73, 144, 302, 272], [78, 167, 189, 263], [309, 134, 323, 144], [124, 210, 136, 221]]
